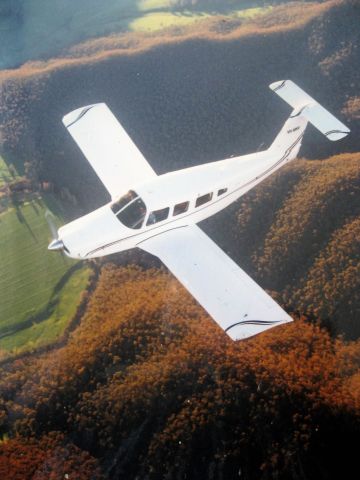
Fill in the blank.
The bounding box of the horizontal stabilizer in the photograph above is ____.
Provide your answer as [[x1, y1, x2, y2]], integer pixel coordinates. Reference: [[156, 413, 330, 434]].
[[270, 80, 350, 141]]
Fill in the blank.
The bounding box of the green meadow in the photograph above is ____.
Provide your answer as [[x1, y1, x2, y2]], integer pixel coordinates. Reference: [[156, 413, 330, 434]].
[[131, 5, 270, 33], [130, 10, 210, 32], [0, 196, 91, 358]]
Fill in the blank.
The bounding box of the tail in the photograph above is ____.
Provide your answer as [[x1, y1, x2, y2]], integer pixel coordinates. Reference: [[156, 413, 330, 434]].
[[268, 80, 350, 157]]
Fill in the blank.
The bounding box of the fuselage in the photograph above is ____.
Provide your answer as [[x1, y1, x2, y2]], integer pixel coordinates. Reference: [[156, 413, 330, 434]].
[[57, 139, 300, 260]]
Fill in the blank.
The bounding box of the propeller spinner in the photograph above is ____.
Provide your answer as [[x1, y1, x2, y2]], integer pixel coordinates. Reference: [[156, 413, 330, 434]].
[[48, 238, 65, 251]]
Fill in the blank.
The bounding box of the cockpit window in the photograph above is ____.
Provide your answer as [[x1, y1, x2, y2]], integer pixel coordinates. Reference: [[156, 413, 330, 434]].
[[111, 190, 137, 215], [111, 190, 146, 229]]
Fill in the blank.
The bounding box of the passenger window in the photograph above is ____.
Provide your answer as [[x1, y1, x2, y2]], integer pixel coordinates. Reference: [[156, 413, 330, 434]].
[[195, 192, 213, 208], [218, 188, 227, 196], [147, 207, 169, 226], [173, 201, 189, 216]]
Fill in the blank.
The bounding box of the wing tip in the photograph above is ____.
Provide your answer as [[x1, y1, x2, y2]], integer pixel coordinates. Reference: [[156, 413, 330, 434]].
[[228, 316, 293, 341], [62, 103, 105, 128], [269, 79, 288, 92], [325, 129, 351, 141]]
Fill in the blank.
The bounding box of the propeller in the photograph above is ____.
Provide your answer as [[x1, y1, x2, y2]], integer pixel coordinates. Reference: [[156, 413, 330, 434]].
[[45, 210, 65, 252]]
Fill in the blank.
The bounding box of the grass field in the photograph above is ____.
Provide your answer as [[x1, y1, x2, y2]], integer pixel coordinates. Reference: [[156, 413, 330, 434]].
[[0, 265, 91, 355], [130, 11, 210, 32], [0, 196, 91, 358], [0, 155, 21, 188], [130, 6, 269, 32], [138, 0, 171, 10]]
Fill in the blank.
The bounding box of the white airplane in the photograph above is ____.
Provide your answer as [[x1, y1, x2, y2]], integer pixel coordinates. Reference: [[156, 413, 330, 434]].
[[48, 80, 349, 341]]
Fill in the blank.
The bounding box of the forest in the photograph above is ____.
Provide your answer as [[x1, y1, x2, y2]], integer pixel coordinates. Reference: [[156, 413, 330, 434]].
[[0, 264, 360, 478], [0, 0, 359, 478]]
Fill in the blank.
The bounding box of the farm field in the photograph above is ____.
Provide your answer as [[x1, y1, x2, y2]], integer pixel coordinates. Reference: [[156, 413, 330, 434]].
[[0, 196, 91, 358]]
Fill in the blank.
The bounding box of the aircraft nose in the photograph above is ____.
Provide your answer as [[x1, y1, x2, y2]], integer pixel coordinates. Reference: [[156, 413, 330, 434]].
[[48, 239, 64, 251]]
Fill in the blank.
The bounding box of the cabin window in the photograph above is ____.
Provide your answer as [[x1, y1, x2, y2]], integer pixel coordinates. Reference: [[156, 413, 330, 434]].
[[195, 192, 213, 208], [147, 207, 169, 226], [111, 190, 146, 229], [173, 201, 189, 216], [218, 188, 228, 196]]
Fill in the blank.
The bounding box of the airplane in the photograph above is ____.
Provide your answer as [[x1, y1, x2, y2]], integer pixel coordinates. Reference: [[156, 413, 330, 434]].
[[48, 80, 350, 341]]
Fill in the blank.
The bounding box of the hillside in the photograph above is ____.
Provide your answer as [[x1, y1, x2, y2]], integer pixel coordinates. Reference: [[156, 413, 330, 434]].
[[0, 1, 359, 478], [0, 0, 359, 210], [0, 0, 281, 69], [2, 0, 357, 334], [207, 153, 360, 339], [0, 263, 359, 479]]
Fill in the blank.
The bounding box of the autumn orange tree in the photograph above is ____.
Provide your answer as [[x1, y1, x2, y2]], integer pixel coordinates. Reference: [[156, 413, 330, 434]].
[[230, 153, 360, 339], [0, 432, 105, 479], [0, 263, 359, 479]]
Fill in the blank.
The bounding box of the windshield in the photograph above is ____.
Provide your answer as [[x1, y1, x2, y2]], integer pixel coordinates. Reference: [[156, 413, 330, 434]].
[[111, 190, 146, 229], [111, 190, 138, 215]]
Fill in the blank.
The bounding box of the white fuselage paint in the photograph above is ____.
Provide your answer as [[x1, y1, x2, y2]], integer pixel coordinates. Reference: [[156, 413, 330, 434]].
[[59, 137, 301, 260]]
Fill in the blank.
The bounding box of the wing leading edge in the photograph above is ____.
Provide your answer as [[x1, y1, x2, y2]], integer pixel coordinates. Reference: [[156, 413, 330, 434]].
[[139, 225, 292, 341], [63, 103, 156, 199]]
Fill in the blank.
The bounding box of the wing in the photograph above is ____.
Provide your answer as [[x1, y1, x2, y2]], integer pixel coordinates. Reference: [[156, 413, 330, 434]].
[[139, 225, 292, 341], [63, 103, 156, 198]]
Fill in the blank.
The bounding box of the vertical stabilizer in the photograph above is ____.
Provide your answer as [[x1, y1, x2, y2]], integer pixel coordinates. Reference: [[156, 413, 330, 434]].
[[268, 113, 307, 157]]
